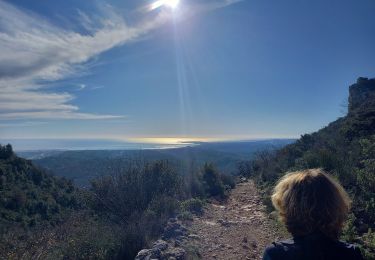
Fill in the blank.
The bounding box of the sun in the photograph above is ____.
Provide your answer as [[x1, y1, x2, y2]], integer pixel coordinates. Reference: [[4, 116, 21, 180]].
[[150, 0, 180, 10], [164, 0, 180, 9]]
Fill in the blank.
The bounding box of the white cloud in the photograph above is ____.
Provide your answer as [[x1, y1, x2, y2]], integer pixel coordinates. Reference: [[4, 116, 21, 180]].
[[0, 111, 121, 120], [0, 121, 47, 128], [0, 0, 243, 121], [91, 85, 105, 90], [77, 84, 87, 91], [0, 0, 169, 120]]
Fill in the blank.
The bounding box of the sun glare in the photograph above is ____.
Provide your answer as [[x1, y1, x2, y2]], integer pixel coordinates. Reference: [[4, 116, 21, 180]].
[[165, 0, 180, 9], [151, 0, 180, 10], [129, 137, 212, 145]]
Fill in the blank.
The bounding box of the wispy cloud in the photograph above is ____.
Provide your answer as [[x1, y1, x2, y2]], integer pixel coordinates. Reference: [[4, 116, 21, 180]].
[[75, 84, 87, 91], [190, 0, 244, 11], [0, 1, 168, 120], [0, 121, 47, 128], [0, 111, 122, 120], [90, 85, 105, 90], [0, 0, 242, 121]]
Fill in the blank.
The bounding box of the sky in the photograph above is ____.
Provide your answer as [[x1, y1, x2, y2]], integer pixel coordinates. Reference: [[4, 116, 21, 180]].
[[0, 0, 375, 145]]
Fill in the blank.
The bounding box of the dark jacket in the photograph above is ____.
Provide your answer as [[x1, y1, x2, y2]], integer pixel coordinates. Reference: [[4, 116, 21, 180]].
[[263, 232, 363, 260]]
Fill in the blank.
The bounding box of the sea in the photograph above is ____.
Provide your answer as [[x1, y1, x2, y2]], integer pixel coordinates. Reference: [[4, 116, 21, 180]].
[[0, 138, 194, 152]]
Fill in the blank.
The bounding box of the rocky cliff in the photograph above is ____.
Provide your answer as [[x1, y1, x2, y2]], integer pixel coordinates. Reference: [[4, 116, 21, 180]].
[[345, 77, 375, 138], [349, 77, 375, 113]]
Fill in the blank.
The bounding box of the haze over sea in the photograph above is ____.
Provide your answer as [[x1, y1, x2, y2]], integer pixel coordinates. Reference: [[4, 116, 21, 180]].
[[1, 138, 293, 152], [0, 138, 199, 151]]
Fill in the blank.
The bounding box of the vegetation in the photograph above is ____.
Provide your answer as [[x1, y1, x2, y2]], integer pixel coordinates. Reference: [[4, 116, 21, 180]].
[[201, 163, 226, 198], [0, 144, 79, 230], [86, 160, 182, 259], [0, 144, 235, 259], [30, 140, 292, 187], [239, 77, 375, 258], [180, 198, 205, 216]]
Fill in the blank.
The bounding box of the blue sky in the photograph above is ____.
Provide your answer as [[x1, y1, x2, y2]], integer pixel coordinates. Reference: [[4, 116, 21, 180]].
[[0, 0, 375, 143]]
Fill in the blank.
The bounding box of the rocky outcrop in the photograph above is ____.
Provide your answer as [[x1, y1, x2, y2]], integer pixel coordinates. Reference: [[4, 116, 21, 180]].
[[348, 77, 375, 113], [135, 218, 188, 260], [345, 77, 375, 138]]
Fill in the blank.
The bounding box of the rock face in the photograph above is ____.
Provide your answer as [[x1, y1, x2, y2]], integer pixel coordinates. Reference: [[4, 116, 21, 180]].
[[163, 221, 188, 240], [346, 77, 375, 137], [135, 219, 187, 260], [349, 77, 375, 113]]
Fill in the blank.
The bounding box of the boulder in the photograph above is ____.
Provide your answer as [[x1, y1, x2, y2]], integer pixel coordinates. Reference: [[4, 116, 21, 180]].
[[163, 222, 187, 239], [153, 239, 169, 251], [164, 247, 186, 260], [187, 234, 200, 240], [136, 220, 190, 260], [135, 249, 153, 260]]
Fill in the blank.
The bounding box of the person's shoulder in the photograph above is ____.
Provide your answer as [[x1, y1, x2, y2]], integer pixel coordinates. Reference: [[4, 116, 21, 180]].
[[263, 239, 295, 260], [333, 240, 363, 260], [263, 238, 363, 260]]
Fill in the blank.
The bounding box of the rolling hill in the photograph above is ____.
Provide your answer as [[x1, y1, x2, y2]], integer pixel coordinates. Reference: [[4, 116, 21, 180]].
[[24, 139, 294, 187]]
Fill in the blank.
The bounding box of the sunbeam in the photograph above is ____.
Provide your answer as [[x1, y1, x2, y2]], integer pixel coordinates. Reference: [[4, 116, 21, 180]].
[[150, 0, 180, 11]]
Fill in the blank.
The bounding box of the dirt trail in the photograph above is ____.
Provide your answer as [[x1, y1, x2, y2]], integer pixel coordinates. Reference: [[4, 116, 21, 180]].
[[187, 181, 284, 260]]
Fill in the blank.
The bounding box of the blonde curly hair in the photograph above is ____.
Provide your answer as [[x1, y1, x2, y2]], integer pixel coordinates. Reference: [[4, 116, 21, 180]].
[[271, 169, 351, 239]]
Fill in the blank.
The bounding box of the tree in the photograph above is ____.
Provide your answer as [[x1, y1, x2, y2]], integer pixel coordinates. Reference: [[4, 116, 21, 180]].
[[0, 144, 14, 159], [202, 163, 224, 198]]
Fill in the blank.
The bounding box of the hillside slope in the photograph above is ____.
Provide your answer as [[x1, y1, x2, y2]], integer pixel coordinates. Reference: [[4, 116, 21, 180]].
[[30, 140, 293, 187], [0, 144, 78, 232], [242, 77, 375, 258]]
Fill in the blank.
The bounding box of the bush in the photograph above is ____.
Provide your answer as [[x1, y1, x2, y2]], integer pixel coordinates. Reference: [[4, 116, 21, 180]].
[[202, 163, 225, 199], [184, 170, 205, 199], [342, 213, 358, 242], [89, 160, 182, 259], [180, 198, 204, 216], [220, 173, 236, 189], [362, 229, 375, 260], [177, 211, 193, 221], [148, 195, 179, 218], [90, 160, 181, 220]]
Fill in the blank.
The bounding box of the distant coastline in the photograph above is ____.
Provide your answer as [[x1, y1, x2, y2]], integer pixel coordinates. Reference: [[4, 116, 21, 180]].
[[1, 138, 296, 153], [0, 138, 196, 152]]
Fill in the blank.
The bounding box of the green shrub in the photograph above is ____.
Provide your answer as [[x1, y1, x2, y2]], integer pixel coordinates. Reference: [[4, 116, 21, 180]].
[[184, 242, 201, 260], [220, 173, 235, 189], [148, 195, 179, 217], [180, 198, 205, 215], [342, 213, 358, 242], [89, 161, 182, 259], [362, 229, 375, 260], [177, 211, 194, 221], [202, 163, 225, 199], [184, 170, 205, 199]]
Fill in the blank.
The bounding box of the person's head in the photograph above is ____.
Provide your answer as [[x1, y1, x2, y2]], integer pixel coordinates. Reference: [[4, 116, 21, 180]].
[[271, 169, 351, 239]]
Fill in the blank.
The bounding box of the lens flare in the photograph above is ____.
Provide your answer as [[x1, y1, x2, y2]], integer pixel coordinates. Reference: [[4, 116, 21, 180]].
[[165, 0, 180, 9], [150, 0, 180, 10]]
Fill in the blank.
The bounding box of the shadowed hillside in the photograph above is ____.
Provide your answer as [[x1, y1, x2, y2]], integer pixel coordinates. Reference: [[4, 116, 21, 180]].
[[27, 140, 294, 187], [240, 77, 375, 259], [0, 144, 240, 259], [0, 144, 78, 229]]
